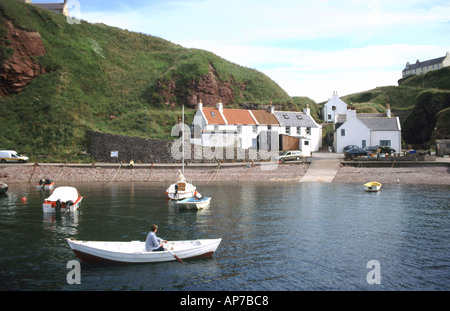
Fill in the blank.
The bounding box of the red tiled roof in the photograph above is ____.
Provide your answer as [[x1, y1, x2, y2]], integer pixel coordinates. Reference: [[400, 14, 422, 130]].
[[202, 107, 226, 125], [250, 110, 279, 125], [222, 109, 256, 125]]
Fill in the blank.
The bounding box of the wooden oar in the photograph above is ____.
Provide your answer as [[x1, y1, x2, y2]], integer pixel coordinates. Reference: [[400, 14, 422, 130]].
[[164, 243, 183, 264]]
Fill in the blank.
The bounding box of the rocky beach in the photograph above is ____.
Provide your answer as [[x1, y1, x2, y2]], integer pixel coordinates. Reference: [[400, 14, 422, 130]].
[[1, 160, 449, 185]]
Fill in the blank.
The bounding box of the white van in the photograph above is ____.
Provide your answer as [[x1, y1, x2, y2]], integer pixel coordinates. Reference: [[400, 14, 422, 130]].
[[0, 150, 29, 163]]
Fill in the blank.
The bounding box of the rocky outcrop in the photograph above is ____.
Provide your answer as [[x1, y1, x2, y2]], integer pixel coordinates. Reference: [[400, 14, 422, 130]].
[[0, 20, 46, 96], [157, 64, 243, 108]]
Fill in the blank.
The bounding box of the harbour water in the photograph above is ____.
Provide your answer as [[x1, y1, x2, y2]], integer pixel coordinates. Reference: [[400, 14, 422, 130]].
[[0, 181, 448, 291]]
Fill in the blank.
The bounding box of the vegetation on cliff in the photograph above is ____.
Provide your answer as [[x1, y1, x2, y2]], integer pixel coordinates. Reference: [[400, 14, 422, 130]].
[[0, 0, 301, 162]]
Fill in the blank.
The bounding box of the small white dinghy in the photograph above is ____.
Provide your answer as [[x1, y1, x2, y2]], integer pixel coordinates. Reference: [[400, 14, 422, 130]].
[[172, 196, 211, 209], [364, 181, 382, 192], [67, 238, 222, 263], [36, 178, 55, 190], [43, 186, 83, 213]]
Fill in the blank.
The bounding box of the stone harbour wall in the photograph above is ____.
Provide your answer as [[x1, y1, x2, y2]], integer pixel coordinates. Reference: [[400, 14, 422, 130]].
[[87, 131, 274, 163]]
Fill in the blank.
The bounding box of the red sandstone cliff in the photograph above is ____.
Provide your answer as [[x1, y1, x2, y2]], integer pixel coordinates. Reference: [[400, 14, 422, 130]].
[[157, 64, 244, 108], [0, 20, 46, 97]]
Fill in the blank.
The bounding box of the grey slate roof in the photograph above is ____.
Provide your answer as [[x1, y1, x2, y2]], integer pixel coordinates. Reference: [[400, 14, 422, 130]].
[[403, 56, 446, 72], [358, 117, 400, 131], [273, 111, 318, 128]]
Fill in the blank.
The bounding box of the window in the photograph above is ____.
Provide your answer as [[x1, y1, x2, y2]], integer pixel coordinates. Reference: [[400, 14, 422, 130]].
[[362, 140, 366, 148], [297, 127, 301, 135], [283, 114, 289, 119], [214, 125, 218, 130], [328, 114, 332, 120], [304, 140, 309, 146], [380, 140, 391, 146], [210, 111, 216, 117], [253, 126, 257, 133], [306, 127, 311, 135], [237, 125, 242, 133], [341, 129, 345, 136], [286, 127, 290, 135], [296, 115, 302, 120]]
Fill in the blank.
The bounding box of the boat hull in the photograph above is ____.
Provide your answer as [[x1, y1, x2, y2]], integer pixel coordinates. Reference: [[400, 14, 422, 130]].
[[36, 183, 55, 190], [43, 200, 82, 213], [173, 197, 211, 209], [67, 238, 222, 263], [364, 182, 382, 192]]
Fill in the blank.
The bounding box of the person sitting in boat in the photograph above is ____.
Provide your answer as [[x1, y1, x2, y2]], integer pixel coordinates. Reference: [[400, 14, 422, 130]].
[[145, 224, 167, 252]]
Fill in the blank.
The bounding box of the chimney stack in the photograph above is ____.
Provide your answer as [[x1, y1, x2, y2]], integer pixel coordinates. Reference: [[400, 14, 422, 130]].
[[198, 100, 203, 111], [386, 103, 391, 118], [216, 101, 223, 113], [303, 104, 310, 116]]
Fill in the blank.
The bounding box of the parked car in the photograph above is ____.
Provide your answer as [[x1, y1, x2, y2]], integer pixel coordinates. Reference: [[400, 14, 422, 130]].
[[344, 147, 368, 159], [0, 150, 29, 163], [343, 145, 359, 152], [278, 150, 303, 162], [364, 146, 379, 153]]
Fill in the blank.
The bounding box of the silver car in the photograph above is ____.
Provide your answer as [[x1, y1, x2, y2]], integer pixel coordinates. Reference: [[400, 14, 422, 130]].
[[278, 150, 303, 162]]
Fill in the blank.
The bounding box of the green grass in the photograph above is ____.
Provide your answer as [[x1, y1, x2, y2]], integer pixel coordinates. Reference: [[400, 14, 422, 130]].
[[0, 0, 297, 162]]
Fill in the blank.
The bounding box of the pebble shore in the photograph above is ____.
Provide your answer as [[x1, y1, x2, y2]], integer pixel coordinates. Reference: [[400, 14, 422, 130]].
[[1, 162, 449, 185]]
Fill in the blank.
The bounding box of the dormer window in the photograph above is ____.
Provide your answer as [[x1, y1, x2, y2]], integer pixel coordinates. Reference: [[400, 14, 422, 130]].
[[283, 115, 289, 119], [296, 115, 302, 120]]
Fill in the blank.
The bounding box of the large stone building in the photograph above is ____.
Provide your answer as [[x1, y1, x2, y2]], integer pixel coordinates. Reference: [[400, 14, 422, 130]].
[[21, 0, 68, 16], [402, 52, 450, 78]]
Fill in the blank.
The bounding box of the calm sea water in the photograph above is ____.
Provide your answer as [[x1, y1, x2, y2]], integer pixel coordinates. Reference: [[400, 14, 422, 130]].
[[0, 181, 448, 291]]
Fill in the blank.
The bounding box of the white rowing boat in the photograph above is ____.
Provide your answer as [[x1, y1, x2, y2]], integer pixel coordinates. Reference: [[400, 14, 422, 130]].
[[67, 238, 222, 263]]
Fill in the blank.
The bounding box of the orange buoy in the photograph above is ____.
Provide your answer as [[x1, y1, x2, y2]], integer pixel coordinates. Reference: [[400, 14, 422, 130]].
[[21, 197, 27, 203]]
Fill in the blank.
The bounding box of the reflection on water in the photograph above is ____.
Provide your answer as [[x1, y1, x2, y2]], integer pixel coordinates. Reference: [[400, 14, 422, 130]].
[[0, 181, 448, 291]]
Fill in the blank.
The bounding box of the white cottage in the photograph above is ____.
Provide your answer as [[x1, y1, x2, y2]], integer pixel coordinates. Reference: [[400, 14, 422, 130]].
[[192, 102, 322, 156], [192, 102, 279, 149], [273, 106, 322, 156], [333, 105, 402, 153], [322, 91, 348, 123]]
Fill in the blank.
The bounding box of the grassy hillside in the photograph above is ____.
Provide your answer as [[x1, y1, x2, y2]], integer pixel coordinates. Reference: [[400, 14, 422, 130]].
[[0, 0, 295, 162]]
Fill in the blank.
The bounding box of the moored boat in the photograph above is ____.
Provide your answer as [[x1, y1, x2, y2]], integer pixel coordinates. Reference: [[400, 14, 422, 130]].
[[67, 238, 222, 263], [364, 181, 382, 192], [172, 196, 211, 209], [165, 105, 211, 205], [166, 170, 197, 200], [36, 178, 55, 190], [43, 186, 83, 213]]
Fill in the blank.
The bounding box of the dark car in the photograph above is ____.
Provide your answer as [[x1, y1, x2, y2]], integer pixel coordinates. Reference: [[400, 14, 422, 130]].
[[344, 147, 368, 159], [343, 145, 359, 152]]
